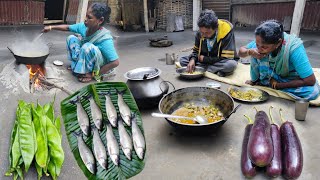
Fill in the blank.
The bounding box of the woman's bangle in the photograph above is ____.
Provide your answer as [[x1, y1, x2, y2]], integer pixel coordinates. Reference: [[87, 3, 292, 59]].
[[49, 26, 52, 31]]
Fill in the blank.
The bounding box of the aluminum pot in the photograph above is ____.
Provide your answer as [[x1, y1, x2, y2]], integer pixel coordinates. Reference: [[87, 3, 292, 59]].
[[125, 67, 174, 109], [158, 86, 240, 134]]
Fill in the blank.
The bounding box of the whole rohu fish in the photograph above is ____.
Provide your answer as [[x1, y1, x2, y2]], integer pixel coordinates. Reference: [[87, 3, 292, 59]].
[[92, 127, 108, 169], [104, 91, 118, 127], [118, 118, 133, 160], [74, 132, 96, 174], [89, 96, 102, 130], [106, 123, 119, 165], [74, 96, 90, 136], [88, 95, 103, 130], [117, 89, 131, 126], [132, 115, 146, 160]]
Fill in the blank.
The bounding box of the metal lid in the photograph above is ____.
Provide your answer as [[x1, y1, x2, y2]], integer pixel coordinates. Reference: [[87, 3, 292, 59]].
[[124, 67, 161, 80]]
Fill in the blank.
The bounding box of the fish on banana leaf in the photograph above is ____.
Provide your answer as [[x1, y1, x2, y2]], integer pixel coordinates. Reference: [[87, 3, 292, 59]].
[[118, 118, 133, 160], [131, 114, 146, 160], [73, 132, 96, 174], [92, 126, 107, 169], [85, 94, 103, 130], [116, 89, 131, 126], [71, 96, 90, 136], [102, 91, 118, 127], [105, 123, 119, 166]]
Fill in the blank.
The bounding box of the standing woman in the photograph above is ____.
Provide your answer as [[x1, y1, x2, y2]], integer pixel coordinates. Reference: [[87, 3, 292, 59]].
[[42, 3, 119, 83], [238, 20, 319, 100]]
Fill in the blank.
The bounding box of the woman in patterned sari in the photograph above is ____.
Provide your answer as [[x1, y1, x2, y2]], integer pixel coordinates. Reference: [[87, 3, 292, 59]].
[[238, 20, 319, 100], [42, 3, 119, 82]]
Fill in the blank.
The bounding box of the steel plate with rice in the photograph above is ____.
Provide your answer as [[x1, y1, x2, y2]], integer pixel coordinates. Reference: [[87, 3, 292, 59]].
[[176, 66, 205, 80], [228, 86, 269, 102]]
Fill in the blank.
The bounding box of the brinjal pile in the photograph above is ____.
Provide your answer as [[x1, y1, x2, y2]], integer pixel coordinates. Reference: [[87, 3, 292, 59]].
[[241, 115, 257, 178], [241, 107, 303, 179]]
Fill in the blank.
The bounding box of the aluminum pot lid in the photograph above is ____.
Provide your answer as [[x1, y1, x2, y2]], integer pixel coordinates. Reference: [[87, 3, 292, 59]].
[[124, 67, 161, 80]]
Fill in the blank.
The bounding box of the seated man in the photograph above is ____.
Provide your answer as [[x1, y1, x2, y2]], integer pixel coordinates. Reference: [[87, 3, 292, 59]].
[[180, 9, 238, 77], [238, 20, 319, 100]]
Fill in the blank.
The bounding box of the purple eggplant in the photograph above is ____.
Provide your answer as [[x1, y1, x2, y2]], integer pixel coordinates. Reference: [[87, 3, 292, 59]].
[[241, 115, 257, 178], [279, 109, 303, 179], [266, 106, 282, 177], [248, 108, 274, 167]]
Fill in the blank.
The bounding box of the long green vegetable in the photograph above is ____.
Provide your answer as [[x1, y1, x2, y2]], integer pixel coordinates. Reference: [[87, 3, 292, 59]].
[[5, 112, 20, 177], [11, 127, 21, 169], [17, 101, 37, 172], [32, 104, 48, 168], [6, 99, 64, 180], [46, 115, 65, 177]]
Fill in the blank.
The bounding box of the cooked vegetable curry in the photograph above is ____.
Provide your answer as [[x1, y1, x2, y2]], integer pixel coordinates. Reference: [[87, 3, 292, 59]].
[[171, 103, 224, 124], [181, 71, 202, 75], [229, 89, 263, 101]]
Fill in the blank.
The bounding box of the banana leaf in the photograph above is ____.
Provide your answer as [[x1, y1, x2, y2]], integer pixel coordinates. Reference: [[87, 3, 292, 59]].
[[61, 82, 146, 180]]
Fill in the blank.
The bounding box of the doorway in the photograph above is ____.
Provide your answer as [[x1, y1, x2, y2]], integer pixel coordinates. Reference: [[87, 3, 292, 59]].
[[44, 0, 66, 24]]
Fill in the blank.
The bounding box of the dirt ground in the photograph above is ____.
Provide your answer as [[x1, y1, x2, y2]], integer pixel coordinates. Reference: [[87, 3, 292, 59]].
[[0, 25, 320, 180]]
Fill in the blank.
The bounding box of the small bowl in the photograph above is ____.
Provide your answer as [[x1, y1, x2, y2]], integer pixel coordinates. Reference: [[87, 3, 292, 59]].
[[176, 66, 206, 80], [206, 82, 221, 89], [53, 60, 64, 66]]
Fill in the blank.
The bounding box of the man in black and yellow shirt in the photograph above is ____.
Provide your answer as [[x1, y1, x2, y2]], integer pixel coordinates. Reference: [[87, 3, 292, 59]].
[[180, 9, 238, 77]]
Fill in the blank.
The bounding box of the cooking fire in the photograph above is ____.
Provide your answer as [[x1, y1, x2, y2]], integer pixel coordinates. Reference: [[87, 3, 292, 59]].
[[26, 64, 46, 92]]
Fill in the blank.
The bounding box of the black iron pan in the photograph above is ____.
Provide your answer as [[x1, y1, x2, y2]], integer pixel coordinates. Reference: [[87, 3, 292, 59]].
[[7, 46, 49, 65], [158, 87, 241, 134]]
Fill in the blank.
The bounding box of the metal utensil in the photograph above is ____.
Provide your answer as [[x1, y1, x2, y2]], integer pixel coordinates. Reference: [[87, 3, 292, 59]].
[[151, 112, 208, 124]]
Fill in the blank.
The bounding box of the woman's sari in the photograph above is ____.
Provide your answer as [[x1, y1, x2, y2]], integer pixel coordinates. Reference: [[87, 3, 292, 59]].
[[67, 28, 113, 81], [249, 32, 320, 100]]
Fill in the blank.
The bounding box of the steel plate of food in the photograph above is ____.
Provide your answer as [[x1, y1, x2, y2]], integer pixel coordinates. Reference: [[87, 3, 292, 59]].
[[228, 86, 269, 102], [176, 66, 205, 80]]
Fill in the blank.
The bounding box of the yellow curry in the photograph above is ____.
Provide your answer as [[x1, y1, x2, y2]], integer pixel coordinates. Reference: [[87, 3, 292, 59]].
[[170, 103, 224, 124], [229, 89, 262, 101], [181, 71, 202, 75]]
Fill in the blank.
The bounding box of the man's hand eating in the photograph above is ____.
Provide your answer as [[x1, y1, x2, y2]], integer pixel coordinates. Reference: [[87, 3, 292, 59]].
[[187, 59, 196, 73]]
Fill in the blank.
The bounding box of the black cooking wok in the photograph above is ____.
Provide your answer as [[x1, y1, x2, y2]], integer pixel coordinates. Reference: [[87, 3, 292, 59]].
[[158, 86, 240, 134], [7, 46, 49, 65]]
